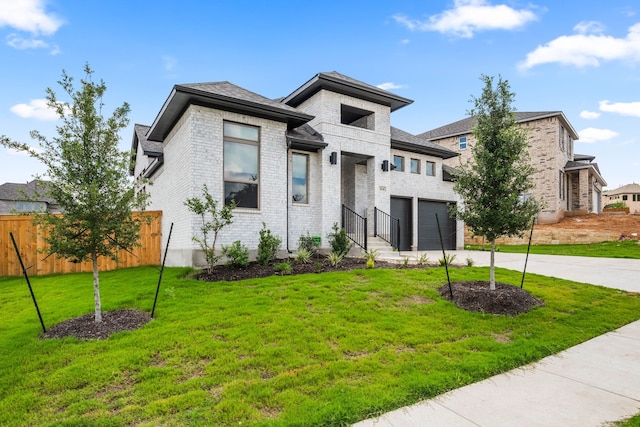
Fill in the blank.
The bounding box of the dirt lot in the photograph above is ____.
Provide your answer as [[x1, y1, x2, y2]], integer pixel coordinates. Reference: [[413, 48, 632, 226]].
[[536, 214, 640, 239]]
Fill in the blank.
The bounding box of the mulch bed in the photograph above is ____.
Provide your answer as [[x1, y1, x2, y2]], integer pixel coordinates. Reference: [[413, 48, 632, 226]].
[[439, 281, 544, 316], [41, 309, 152, 341]]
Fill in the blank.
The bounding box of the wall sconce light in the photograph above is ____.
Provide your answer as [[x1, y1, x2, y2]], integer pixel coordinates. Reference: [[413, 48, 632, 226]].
[[329, 151, 338, 165], [382, 160, 389, 171]]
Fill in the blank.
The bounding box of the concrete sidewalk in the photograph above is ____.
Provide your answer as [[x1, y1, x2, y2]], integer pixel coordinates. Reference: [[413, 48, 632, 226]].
[[354, 251, 640, 426]]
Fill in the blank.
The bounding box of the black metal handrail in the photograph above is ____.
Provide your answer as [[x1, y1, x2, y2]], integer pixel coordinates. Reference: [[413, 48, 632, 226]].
[[374, 207, 400, 251], [342, 205, 367, 250]]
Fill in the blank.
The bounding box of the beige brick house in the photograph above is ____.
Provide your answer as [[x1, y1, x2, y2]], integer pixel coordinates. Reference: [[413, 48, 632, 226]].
[[419, 111, 607, 224], [604, 183, 640, 215]]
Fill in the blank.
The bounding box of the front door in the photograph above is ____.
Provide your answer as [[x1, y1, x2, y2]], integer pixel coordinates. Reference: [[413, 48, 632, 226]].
[[390, 197, 412, 251]]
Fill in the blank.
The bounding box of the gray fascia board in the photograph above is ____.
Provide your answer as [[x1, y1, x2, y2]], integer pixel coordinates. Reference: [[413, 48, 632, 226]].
[[283, 73, 413, 112], [148, 86, 313, 142], [392, 140, 459, 159], [564, 163, 608, 186]]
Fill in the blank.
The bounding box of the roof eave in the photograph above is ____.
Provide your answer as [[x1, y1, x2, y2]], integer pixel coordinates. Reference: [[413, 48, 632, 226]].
[[391, 140, 459, 159]]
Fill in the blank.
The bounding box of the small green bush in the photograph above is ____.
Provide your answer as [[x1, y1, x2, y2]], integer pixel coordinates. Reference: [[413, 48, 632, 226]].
[[328, 251, 344, 267], [298, 232, 318, 256], [327, 222, 352, 257], [274, 260, 292, 275], [295, 248, 312, 264], [221, 240, 250, 268], [466, 257, 475, 267], [257, 222, 282, 266], [363, 248, 379, 263], [415, 253, 429, 266], [438, 253, 457, 266]]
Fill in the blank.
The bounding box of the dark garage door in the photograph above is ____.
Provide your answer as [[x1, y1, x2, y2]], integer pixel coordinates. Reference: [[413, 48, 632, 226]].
[[418, 200, 456, 250], [390, 197, 412, 251]]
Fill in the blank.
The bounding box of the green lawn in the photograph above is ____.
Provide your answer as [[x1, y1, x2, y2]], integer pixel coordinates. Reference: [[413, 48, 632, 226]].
[[2, 266, 640, 426], [467, 240, 640, 258]]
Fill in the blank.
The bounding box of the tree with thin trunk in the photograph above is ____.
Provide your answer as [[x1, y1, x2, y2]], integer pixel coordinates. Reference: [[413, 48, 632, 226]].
[[453, 75, 540, 290], [0, 64, 148, 322]]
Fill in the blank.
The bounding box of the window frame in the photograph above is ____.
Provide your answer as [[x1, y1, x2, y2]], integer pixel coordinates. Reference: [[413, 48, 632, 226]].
[[223, 121, 260, 209], [291, 152, 309, 204], [459, 136, 467, 150], [410, 158, 420, 174], [425, 161, 436, 177], [393, 155, 405, 172]]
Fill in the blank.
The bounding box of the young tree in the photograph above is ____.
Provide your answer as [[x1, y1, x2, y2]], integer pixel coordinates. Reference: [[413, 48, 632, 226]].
[[453, 75, 540, 290], [0, 64, 148, 322]]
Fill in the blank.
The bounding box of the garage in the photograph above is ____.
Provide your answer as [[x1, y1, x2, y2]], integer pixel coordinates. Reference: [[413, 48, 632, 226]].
[[390, 197, 412, 251], [418, 200, 456, 250]]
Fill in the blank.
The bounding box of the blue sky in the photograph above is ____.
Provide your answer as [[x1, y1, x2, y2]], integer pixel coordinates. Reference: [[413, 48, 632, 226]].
[[1, 0, 639, 189]]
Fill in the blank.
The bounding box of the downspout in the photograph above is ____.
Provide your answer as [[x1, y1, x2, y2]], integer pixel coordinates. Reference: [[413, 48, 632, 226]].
[[286, 138, 292, 253]]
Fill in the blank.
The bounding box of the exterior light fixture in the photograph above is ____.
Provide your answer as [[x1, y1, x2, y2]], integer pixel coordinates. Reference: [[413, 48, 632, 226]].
[[330, 151, 338, 165]]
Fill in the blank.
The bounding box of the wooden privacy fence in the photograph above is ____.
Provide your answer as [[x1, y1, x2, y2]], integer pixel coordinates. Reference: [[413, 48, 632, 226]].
[[0, 211, 162, 277]]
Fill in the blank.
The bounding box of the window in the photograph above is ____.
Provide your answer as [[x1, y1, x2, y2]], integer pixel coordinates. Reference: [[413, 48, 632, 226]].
[[223, 121, 259, 208], [459, 136, 467, 150], [622, 195, 628, 201], [425, 161, 435, 176], [341, 104, 375, 130], [634, 195, 639, 202], [292, 153, 308, 204], [410, 158, 420, 174], [559, 171, 565, 200], [393, 155, 404, 171]]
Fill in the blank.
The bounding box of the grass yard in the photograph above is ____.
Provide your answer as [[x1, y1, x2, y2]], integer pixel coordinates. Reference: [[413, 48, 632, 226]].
[[1, 266, 640, 426], [467, 240, 640, 259]]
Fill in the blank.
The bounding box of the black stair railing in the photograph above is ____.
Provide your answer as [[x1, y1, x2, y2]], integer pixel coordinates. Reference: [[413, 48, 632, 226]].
[[374, 207, 400, 251], [341, 205, 367, 250]]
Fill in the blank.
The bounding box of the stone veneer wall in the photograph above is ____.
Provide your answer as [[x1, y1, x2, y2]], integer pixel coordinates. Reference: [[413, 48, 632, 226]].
[[464, 226, 620, 245]]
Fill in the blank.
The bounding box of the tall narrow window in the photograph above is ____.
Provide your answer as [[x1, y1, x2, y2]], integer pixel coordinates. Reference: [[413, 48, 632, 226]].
[[393, 155, 404, 171], [410, 158, 420, 174], [425, 161, 435, 176], [292, 153, 308, 204], [223, 122, 259, 208], [459, 137, 467, 150]]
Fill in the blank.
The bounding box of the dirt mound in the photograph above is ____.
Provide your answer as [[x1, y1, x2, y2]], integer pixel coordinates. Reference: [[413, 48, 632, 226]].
[[536, 214, 640, 239], [42, 309, 152, 340], [439, 281, 544, 316]]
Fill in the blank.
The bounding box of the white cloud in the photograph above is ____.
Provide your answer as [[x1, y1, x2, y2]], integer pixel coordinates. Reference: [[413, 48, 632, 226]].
[[377, 82, 405, 90], [10, 98, 59, 121], [162, 55, 177, 71], [393, 0, 538, 38], [578, 127, 619, 143], [519, 22, 640, 70], [579, 110, 600, 119], [401, 38, 410, 45], [0, 0, 63, 35], [599, 100, 640, 117], [6, 33, 47, 49]]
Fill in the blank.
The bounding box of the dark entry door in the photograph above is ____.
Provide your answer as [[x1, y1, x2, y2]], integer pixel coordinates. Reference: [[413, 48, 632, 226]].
[[418, 200, 456, 250], [390, 197, 412, 251]]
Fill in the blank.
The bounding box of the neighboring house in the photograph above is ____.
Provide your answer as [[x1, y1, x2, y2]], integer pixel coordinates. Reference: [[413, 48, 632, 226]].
[[0, 180, 60, 215], [419, 112, 607, 224], [131, 72, 462, 267], [603, 183, 640, 214]]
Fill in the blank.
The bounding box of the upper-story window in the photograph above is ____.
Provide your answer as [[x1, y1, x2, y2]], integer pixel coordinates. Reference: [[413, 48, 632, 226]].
[[459, 136, 467, 150], [410, 158, 420, 174], [559, 124, 565, 152], [341, 104, 375, 130], [292, 153, 308, 204], [425, 161, 435, 176], [223, 121, 259, 208], [393, 155, 404, 172]]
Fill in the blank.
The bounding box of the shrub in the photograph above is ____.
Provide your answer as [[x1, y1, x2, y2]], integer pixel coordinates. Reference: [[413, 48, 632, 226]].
[[315, 262, 323, 272], [257, 222, 282, 266], [362, 248, 379, 263], [438, 253, 457, 266], [298, 232, 318, 256], [327, 222, 352, 257], [328, 251, 344, 267], [402, 256, 410, 266], [415, 253, 429, 266], [221, 240, 250, 268], [274, 260, 292, 275], [295, 248, 312, 264], [466, 257, 475, 267]]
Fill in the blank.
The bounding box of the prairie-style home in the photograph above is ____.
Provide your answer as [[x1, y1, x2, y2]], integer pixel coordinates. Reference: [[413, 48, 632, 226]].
[[132, 72, 463, 267], [419, 112, 607, 224]]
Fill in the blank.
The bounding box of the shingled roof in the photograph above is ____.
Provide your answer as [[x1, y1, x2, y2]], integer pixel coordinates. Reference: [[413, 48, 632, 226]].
[[419, 111, 579, 141], [147, 81, 314, 142], [390, 127, 458, 159], [0, 180, 56, 203], [283, 71, 413, 112], [603, 183, 640, 195]]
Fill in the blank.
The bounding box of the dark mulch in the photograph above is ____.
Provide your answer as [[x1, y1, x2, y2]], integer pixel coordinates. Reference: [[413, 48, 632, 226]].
[[439, 281, 544, 316], [195, 257, 407, 282], [41, 309, 152, 340]]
